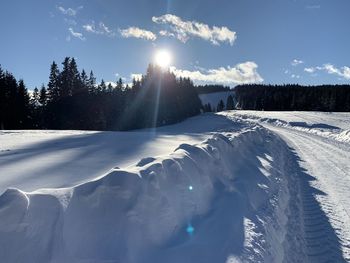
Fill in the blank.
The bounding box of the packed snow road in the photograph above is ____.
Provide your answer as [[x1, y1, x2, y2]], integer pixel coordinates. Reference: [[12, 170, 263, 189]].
[[230, 111, 350, 262]]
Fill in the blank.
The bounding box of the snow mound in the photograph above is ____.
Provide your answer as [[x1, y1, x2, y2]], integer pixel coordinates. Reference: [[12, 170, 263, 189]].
[[233, 112, 350, 144], [0, 126, 301, 263], [335, 129, 350, 143]]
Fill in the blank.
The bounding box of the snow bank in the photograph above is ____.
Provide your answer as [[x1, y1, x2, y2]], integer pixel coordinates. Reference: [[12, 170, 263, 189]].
[[232, 112, 350, 144], [0, 113, 240, 193], [335, 129, 350, 143], [0, 126, 302, 263]]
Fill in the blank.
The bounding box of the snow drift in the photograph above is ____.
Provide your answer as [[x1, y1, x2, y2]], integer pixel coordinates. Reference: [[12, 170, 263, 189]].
[[0, 125, 303, 263], [232, 112, 350, 144]]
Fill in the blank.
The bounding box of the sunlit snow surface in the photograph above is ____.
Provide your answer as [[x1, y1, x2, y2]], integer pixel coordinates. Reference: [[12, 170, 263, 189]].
[[0, 111, 350, 262]]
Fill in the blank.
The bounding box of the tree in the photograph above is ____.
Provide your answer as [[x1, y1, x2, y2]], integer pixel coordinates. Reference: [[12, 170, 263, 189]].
[[70, 58, 82, 95], [80, 69, 89, 93], [226, 95, 234, 110], [217, 99, 225, 112], [31, 87, 40, 107], [47, 61, 60, 102], [59, 57, 72, 97], [16, 79, 31, 128], [39, 85, 47, 106], [88, 70, 96, 93]]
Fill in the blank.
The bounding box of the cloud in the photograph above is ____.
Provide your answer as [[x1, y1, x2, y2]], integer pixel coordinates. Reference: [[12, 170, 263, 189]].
[[291, 59, 304, 66], [304, 67, 316, 73], [152, 14, 236, 45], [68, 28, 86, 41], [170, 61, 263, 85], [119, 27, 157, 41], [57, 6, 82, 16], [159, 30, 175, 38], [304, 64, 350, 79], [130, 73, 143, 81], [83, 22, 115, 37], [105, 82, 117, 88]]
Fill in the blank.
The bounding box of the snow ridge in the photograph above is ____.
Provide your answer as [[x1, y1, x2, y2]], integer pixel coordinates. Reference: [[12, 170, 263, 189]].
[[233, 112, 350, 144], [0, 124, 332, 262]]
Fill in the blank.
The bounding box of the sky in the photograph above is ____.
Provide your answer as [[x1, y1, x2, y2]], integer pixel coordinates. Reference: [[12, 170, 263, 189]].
[[1, 0, 350, 89]]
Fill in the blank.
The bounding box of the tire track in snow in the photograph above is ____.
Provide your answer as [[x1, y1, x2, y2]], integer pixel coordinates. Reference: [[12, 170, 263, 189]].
[[268, 125, 350, 262]]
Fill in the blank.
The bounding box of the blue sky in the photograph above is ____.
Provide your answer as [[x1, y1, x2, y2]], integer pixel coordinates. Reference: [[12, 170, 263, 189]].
[[1, 0, 350, 89]]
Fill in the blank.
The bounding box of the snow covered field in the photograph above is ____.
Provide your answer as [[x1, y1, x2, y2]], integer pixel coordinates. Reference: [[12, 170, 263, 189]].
[[0, 114, 237, 193], [0, 111, 349, 262]]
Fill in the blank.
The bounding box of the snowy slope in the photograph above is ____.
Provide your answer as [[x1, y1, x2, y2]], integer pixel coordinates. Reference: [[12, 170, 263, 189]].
[[0, 114, 237, 194], [199, 91, 235, 110], [1, 111, 350, 262]]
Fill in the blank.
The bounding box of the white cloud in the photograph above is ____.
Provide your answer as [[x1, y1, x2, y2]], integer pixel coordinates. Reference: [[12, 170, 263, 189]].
[[119, 27, 157, 41], [68, 28, 86, 41], [323, 64, 350, 79], [159, 30, 175, 38], [130, 73, 143, 81], [170, 61, 263, 85], [304, 64, 350, 79], [105, 82, 117, 88], [57, 6, 82, 16], [152, 14, 236, 45], [304, 67, 316, 73], [83, 22, 115, 37], [291, 59, 304, 66]]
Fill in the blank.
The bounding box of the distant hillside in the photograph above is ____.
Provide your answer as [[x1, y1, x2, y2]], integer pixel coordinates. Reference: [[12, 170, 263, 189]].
[[199, 91, 235, 111], [195, 84, 231, 94]]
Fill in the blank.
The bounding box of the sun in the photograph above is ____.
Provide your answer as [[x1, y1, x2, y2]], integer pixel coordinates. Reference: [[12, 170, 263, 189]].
[[154, 49, 172, 68]]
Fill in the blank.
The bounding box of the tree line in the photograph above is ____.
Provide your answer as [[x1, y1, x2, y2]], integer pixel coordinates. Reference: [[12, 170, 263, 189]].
[[0, 58, 202, 130], [195, 84, 231, 94], [235, 84, 350, 111]]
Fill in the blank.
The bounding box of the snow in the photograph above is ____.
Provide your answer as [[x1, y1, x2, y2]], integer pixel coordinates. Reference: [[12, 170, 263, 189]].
[[230, 110, 350, 143], [1, 111, 350, 262], [0, 114, 238, 193]]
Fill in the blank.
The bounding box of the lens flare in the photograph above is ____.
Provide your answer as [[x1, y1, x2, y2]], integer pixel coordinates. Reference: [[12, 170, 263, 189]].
[[186, 224, 195, 235]]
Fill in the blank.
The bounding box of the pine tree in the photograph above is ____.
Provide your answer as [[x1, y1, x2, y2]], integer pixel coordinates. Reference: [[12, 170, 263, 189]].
[[88, 70, 96, 93], [31, 87, 40, 107], [116, 78, 123, 90], [17, 79, 30, 128], [217, 99, 225, 112], [60, 57, 72, 97], [226, 95, 234, 110], [80, 69, 89, 93], [39, 85, 47, 106], [70, 58, 82, 95], [98, 79, 107, 93], [47, 61, 60, 102]]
